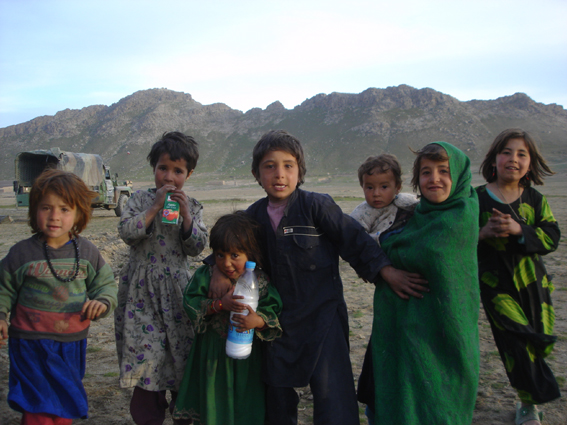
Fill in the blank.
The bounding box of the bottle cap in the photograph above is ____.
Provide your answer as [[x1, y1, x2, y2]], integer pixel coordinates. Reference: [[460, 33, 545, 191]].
[[245, 261, 256, 269]]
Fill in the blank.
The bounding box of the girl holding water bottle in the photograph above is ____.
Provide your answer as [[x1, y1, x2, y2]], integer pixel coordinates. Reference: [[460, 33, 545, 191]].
[[173, 211, 282, 425]]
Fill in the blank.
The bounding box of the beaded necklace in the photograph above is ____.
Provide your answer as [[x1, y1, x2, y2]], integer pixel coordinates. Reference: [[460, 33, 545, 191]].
[[43, 237, 81, 282]]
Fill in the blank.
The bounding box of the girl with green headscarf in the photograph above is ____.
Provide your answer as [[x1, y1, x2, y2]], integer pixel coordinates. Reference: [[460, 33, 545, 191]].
[[371, 142, 480, 424]]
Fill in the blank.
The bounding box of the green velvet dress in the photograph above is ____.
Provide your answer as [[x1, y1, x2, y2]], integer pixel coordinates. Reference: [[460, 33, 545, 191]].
[[172, 265, 282, 425], [371, 142, 480, 424]]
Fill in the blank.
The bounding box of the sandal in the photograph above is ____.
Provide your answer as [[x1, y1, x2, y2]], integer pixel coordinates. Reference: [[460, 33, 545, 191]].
[[515, 402, 543, 425]]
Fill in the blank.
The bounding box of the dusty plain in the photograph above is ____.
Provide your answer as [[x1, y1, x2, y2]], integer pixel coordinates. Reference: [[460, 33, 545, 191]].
[[1, 173, 566, 425]]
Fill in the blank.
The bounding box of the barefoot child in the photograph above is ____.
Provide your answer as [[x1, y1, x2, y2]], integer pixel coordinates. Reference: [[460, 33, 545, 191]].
[[114, 131, 208, 424], [350, 154, 419, 424], [173, 211, 282, 425], [0, 169, 117, 424], [210, 130, 427, 425], [370, 142, 480, 424], [477, 129, 560, 425]]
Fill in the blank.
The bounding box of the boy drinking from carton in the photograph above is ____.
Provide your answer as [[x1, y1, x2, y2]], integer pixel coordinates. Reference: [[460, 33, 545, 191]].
[[210, 130, 427, 425]]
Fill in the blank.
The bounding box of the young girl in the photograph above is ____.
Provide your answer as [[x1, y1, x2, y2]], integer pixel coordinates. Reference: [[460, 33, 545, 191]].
[[172, 211, 282, 425], [370, 142, 480, 424], [0, 169, 117, 425], [477, 129, 560, 425], [114, 132, 209, 425]]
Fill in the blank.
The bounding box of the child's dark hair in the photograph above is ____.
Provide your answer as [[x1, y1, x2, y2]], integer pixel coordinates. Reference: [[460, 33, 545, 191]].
[[357, 154, 402, 188], [251, 130, 307, 187], [410, 143, 450, 194], [479, 128, 554, 187], [28, 169, 98, 235], [210, 211, 263, 269], [147, 131, 199, 173]]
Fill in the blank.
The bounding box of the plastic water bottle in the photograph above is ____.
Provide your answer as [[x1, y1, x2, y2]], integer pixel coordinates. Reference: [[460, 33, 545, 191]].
[[226, 261, 259, 360]]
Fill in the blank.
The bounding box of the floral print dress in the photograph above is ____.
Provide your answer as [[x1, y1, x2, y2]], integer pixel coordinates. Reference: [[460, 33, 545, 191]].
[[114, 189, 208, 391]]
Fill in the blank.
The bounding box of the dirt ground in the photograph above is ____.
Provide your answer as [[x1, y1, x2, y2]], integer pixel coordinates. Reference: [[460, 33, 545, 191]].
[[0, 175, 566, 424]]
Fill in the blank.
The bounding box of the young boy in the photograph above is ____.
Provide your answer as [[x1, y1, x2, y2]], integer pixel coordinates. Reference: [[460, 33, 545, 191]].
[[350, 154, 418, 424], [350, 154, 418, 245], [210, 130, 427, 425]]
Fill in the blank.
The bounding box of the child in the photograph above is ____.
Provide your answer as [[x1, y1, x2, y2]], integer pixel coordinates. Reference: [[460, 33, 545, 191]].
[[370, 142, 480, 424], [114, 131, 208, 425], [350, 154, 418, 245], [477, 129, 560, 425], [209, 130, 427, 425], [0, 169, 117, 425], [172, 211, 282, 425], [350, 154, 419, 424]]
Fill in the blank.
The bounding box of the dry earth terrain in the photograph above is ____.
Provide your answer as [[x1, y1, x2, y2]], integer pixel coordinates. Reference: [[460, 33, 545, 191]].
[[1, 174, 566, 425]]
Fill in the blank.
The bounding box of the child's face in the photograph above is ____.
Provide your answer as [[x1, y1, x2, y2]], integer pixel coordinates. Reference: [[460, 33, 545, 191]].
[[153, 153, 193, 191], [493, 138, 530, 185], [215, 249, 249, 281], [419, 158, 452, 204], [362, 169, 400, 209], [36, 191, 78, 248], [255, 150, 299, 203]]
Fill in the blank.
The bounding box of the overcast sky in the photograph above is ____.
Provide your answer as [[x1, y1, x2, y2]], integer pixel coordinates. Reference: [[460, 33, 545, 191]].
[[1, 0, 566, 128]]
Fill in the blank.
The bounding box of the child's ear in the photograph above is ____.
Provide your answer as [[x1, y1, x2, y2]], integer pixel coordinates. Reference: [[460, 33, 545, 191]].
[[185, 169, 195, 180]]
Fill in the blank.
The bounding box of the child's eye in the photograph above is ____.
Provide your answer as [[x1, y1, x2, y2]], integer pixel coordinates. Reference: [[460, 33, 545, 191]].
[[231, 253, 240, 259]]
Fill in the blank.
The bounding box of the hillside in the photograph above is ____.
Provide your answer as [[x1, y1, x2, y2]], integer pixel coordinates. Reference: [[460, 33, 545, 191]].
[[1, 85, 566, 181]]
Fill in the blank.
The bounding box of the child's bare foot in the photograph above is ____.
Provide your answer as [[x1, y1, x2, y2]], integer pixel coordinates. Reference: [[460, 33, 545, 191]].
[[515, 402, 542, 425]]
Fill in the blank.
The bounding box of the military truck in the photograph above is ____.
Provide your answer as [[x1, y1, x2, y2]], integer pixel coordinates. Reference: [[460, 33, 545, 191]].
[[13, 148, 132, 217]]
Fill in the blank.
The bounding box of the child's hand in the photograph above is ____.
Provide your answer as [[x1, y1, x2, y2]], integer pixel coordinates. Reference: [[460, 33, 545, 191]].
[[167, 189, 193, 232], [81, 300, 108, 320], [231, 306, 265, 332], [0, 319, 8, 348], [220, 287, 246, 313], [480, 209, 522, 239], [154, 185, 176, 208], [380, 265, 429, 300], [490, 209, 522, 236], [208, 265, 232, 298]]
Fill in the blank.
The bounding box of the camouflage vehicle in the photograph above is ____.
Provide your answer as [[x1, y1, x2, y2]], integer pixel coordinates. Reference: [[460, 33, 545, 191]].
[[13, 148, 132, 217]]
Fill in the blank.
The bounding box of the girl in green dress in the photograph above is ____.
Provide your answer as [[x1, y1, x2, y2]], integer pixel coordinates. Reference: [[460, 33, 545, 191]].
[[478, 129, 560, 425], [371, 142, 480, 424], [173, 211, 282, 425]]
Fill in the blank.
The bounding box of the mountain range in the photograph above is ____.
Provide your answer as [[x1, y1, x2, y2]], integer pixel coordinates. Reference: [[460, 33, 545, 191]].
[[1, 85, 566, 181]]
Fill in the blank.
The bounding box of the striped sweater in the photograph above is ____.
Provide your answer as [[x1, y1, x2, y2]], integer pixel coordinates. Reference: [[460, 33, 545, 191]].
[[0, 235, 117, 342]]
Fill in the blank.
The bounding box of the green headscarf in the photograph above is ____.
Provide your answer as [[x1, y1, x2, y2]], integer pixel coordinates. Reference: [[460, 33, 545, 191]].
[[371, 142, 480, 424]]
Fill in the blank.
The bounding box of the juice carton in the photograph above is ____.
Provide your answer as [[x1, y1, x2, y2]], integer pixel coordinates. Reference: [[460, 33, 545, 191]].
[[162, 193, 180, 225]]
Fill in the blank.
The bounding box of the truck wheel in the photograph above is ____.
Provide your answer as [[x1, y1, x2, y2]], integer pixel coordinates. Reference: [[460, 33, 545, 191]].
[[115, 194, 128, 217]]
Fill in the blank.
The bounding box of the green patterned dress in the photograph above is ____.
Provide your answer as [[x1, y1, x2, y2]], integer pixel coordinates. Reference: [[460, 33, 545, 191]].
[[173, 265, 282, 425], [477, 185, 561, 404]]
